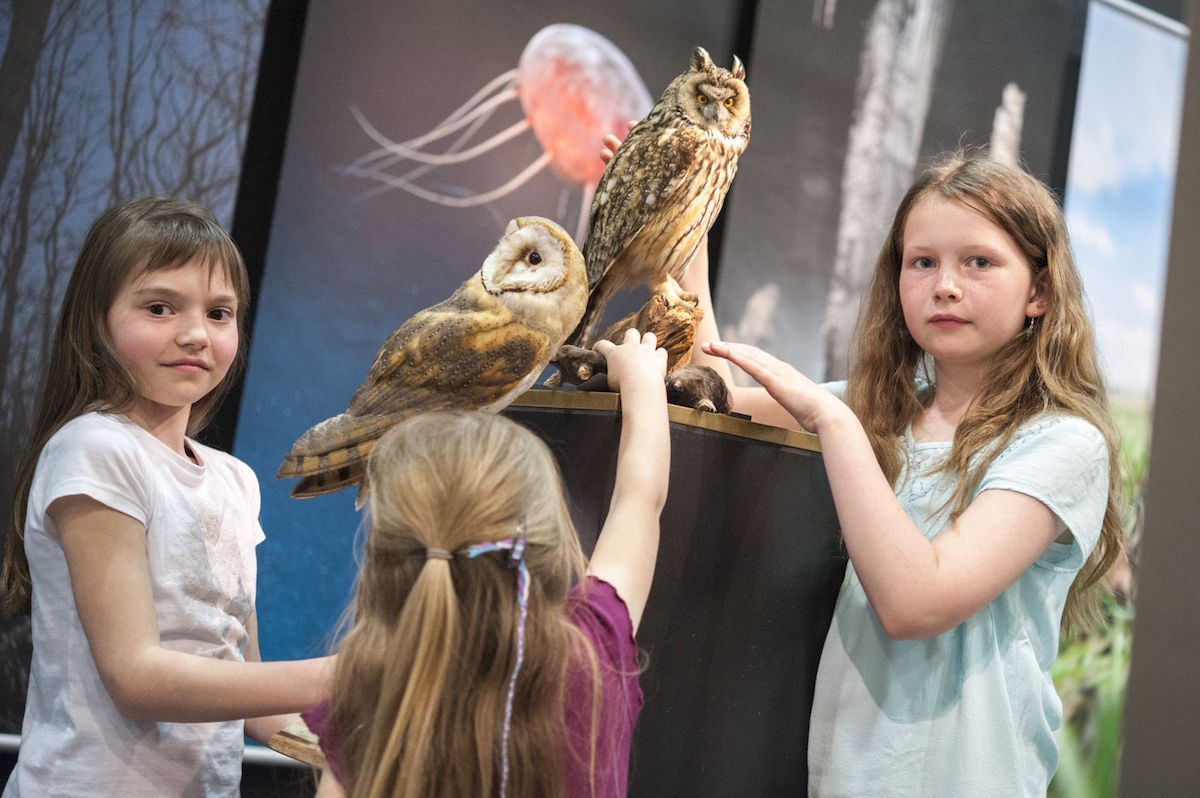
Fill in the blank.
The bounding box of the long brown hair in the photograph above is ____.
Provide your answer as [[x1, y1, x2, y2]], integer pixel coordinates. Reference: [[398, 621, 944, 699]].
[[845, 151, 1124, 634], [329, 410, 603, 798], [2, 196, 250, 616]]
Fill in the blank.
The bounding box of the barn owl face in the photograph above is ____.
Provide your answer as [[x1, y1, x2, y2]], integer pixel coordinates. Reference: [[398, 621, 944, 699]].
[[480, 217, 581, 294]]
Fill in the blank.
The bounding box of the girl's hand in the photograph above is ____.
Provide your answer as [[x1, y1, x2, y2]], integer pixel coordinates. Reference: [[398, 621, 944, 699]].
[[701, 341, 848, 432], [600, 120, 638, 164], [594, 328, 668, 396]]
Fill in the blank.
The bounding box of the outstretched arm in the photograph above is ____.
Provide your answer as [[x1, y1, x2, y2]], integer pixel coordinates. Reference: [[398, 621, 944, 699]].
[[243, 611, 331, 743], [54, 494, 334, 724], [586, 329, 669, 634], [702, 341, 1061, 639]]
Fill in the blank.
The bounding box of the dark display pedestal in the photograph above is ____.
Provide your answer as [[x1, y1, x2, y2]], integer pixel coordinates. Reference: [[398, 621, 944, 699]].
[[505, 390, 846, 796]]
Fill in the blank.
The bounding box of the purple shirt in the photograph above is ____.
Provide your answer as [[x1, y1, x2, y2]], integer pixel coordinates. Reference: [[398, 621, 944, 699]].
[[304, 576, 644, 796], [564, 576, 644, 797]]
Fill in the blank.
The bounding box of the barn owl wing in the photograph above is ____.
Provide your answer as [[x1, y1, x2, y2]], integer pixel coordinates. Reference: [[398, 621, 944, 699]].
[[347, 293, 552, 417], [582, 123, 701, 288]]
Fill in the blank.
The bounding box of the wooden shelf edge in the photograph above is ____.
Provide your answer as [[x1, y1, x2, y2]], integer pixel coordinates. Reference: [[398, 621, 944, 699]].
[[510, 388, 822, 453], [266, 719, 326, 770]]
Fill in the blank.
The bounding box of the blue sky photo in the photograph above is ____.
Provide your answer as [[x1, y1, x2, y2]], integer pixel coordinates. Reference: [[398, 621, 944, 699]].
[[1064, 0, 1188, 405]]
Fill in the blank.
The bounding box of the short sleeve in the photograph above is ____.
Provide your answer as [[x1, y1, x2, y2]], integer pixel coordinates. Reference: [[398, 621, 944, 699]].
[[300, 699, 345, 785], [222, 451, 266, 546], [977, 415, 1109, 570], [570, 579, 638, 665], [33, 417, 152, 535], [568, 576, 644, 718], [564, 577, 643, 794]]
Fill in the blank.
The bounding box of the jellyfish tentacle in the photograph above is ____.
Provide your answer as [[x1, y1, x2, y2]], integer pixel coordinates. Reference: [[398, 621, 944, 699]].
[[387, 106, 497, 191], [348, 71, 518, 171], [434, 68, 519, 127], [350, 68, 518, 163], [355, 116, 532, 167], [347, 99, 509, 205], [345, 151, 552, 208], [349, 86, 519, 171]]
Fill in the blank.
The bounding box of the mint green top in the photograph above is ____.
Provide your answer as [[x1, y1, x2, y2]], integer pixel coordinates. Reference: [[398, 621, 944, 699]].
[[807, 386, 1108, 797]]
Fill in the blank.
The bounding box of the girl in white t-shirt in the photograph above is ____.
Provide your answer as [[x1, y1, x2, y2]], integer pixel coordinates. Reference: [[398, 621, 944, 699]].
[[1, 197, 333, 796]]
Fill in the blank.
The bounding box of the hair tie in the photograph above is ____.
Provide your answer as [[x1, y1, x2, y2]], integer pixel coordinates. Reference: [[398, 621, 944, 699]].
[[425, 547, 453, 561], [465, 518, 529, 798]]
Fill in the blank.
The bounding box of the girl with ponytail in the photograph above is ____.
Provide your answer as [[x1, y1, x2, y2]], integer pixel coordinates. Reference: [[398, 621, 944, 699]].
[[306, 329, 670, 798]]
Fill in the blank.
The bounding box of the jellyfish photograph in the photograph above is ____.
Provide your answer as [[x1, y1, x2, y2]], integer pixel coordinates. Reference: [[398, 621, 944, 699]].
[[342, 23, 653, 241]]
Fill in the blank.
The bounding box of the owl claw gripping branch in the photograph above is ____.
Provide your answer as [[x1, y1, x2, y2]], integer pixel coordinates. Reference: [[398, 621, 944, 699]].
[[277, 216, 587, 503], [550, 340, 732, 415]]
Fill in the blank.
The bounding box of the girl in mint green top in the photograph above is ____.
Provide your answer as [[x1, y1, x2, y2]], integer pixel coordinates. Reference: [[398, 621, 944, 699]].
[[691, 152, 1124, 796], [806, 386, 1108, 795]]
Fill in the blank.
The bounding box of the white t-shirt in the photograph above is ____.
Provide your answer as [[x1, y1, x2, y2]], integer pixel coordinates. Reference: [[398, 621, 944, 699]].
[[807, 409, 1108, 797], [4, 411, 265, 797]]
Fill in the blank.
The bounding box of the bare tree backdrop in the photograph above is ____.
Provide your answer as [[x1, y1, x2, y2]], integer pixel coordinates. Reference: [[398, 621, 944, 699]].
[[0, 0, 267, 732]]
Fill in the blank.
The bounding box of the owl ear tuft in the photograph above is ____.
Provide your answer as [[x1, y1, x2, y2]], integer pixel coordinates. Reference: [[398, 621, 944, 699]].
[[690, 47, 713, 73], [731, 55, 746, 81]]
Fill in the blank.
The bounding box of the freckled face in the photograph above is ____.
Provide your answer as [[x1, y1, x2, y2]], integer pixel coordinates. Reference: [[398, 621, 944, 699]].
[[105, 258, 239, 427], [899, 195, 1046, 373]]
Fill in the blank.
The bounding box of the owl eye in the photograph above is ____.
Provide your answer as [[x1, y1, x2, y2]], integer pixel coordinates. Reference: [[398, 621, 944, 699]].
[[724, 97, 734, 108], [696, 93, 708, 105], [527, 250, 542, 265]]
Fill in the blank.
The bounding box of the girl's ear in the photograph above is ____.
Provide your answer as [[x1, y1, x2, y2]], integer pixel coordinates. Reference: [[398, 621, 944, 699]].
[[1026, 271, 1050, 318]]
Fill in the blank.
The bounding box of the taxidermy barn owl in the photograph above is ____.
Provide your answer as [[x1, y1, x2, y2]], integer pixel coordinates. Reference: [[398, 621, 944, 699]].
[[569, 45, 750, 347], [278, 216, 587, 500]]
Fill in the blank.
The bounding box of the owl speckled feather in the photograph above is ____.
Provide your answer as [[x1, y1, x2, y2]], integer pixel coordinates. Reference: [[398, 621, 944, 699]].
[[278, 216, 587, 500], [570, 46, 750, 346]]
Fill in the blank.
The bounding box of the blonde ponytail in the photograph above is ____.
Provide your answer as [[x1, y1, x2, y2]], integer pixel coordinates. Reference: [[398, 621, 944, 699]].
[[361, 559, 458, 798], [328, 411, 603, 798]]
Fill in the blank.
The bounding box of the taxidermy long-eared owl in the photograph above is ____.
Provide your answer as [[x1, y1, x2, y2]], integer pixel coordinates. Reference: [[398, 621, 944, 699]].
[[278, 216, 587, 501], [570, 46, 750, 346]]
